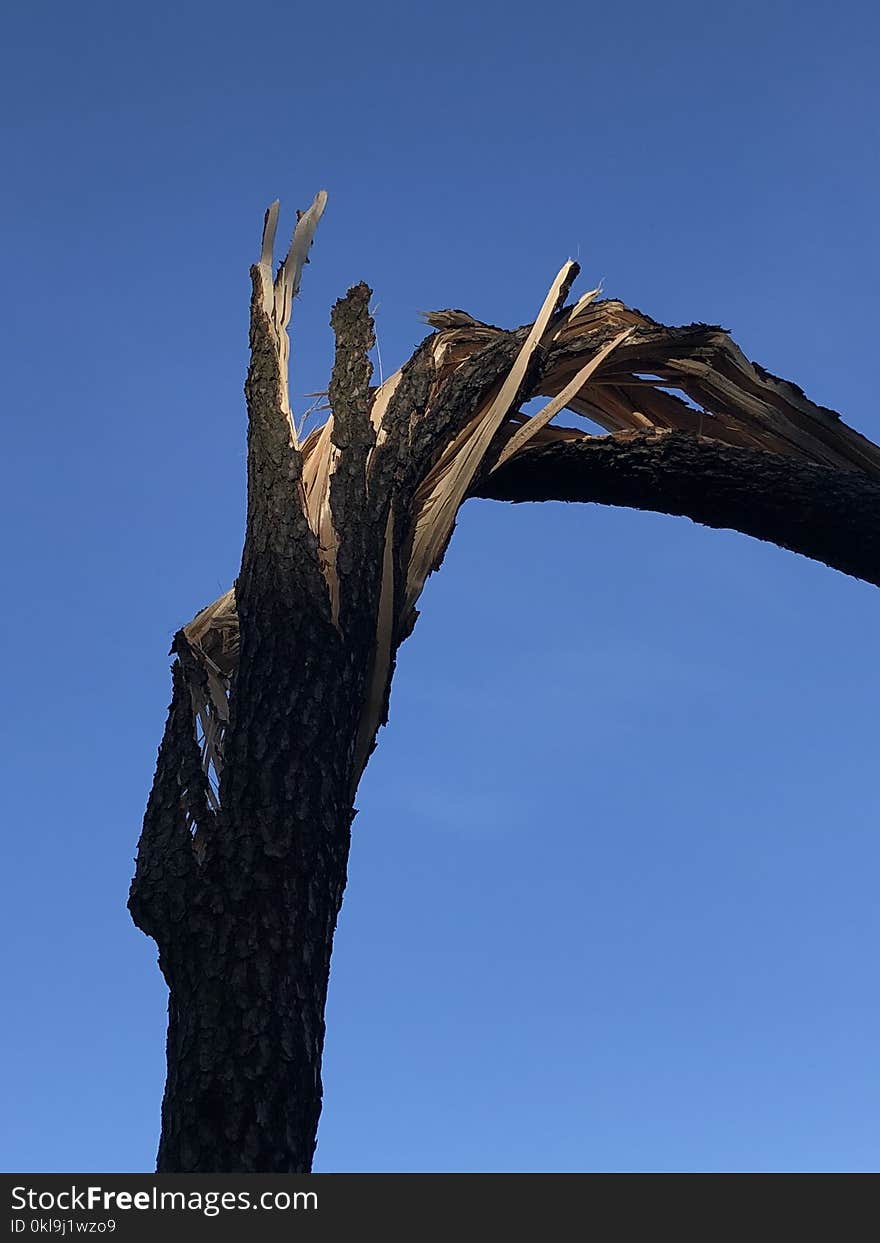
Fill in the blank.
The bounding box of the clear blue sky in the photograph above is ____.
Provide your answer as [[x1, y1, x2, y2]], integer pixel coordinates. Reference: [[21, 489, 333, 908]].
[[2, 0, 878, 1173]]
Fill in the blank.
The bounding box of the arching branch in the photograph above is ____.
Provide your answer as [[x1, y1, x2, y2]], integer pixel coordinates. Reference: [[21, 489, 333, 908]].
[[475, 431, 880, 589]]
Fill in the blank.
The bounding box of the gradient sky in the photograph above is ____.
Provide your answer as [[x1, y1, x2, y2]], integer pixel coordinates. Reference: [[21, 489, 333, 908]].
[[2, 0, 878, 1173]]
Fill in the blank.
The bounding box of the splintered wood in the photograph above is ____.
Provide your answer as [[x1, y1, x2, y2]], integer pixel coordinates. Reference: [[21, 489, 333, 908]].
[[181, 192, 880, 804], [257, 192, 328, 438]]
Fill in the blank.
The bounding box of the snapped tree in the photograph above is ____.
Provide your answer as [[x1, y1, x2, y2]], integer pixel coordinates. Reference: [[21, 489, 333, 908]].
[[129, 192, 880, 1173]]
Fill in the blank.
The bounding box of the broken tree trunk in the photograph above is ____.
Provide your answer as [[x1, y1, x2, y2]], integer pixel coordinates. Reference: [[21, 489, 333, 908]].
[[129, 192, 880, 1172]]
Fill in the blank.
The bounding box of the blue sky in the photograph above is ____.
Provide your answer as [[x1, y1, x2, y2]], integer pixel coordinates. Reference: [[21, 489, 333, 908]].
[[2, 0, 878, 1172]]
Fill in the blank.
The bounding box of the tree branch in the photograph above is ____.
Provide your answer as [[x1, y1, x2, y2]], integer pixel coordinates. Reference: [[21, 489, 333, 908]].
[[240, 195, 332, 618], [474, 431, 880, 589], [328, 282, 377, 631]]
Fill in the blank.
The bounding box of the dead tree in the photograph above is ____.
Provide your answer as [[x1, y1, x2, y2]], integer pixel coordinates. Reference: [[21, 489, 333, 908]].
[[129, 191, 880, 1173]]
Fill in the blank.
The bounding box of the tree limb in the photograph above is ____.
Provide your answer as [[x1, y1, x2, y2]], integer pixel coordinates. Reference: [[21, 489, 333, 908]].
[[328, 282, 377, 631], [240, 195, 331, 618], [474, 431, 880, 588]]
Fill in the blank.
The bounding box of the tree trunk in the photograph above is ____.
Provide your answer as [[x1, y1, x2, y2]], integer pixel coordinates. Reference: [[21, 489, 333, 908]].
[[129, 193, 880, 1172], [150, 669, 357, 1171]]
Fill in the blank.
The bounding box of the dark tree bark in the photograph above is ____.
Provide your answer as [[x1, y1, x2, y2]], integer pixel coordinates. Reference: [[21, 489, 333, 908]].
[[129, 194, 880, 1172], [475, 431, 880, 589]]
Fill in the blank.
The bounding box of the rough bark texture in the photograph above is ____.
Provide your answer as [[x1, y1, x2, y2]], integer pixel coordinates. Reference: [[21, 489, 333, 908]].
[[475, 431, 880, 588], [130, 199, 880, 1173]]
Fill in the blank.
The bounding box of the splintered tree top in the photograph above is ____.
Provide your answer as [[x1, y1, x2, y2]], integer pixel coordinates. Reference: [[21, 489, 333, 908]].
[[178, 191, 880, 811]]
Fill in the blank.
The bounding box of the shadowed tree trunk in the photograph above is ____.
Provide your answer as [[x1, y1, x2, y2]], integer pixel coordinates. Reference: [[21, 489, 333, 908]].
[[129, 191, 880, 1172]]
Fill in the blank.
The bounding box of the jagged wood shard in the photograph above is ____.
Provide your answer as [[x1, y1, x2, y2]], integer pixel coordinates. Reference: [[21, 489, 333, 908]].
[[256, 190, 328, 438], [492, 325, 634, 471]]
